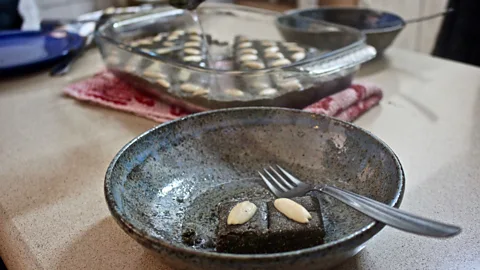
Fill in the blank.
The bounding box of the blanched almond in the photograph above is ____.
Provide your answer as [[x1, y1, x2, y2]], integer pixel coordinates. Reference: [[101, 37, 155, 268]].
[[184, 48, 201, 55], [163, 41, 176, 47], [104, 7, 116, 14], [225, 88, 245, 97], [143, 70, 167, 79], [252, 82, 270, 90], [290, 52, 306, 62], [261, 40, 276, 47], [157, 79, 170, 88], [264, 52, 284, 59], [227, 201, 257, 225], [259, 88, 278, 96], [264, 46, 280, 53], [239, 54, 258, 62], [238, 48, 258, 55], [188, 29, 200, 35], [184, 41, 201, 48], [167, 35, 179, 41], [105, 56, 120, 65], [287, 46, 306, 53], [238, 42, 253, 49], [129, 41, 139, 47], [153, 35, 163, 42], [171, 30, 185, 36], [189, 35, 202, 41], [138, 38, 153, 45], [177, 70, 191, 82], [155, 48, 172, 55], [237, 36, 249, 42], [274, 198, 312, 223], [270, 58, 292, 67], [243, 61, 265, 69], [180, 83, 209, 96], [278, 79, 302, 91], [183, 55, 203, 62]]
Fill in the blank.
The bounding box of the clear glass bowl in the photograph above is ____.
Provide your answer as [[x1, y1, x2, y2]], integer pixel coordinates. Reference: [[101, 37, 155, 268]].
[[95, 3, 376, 110]]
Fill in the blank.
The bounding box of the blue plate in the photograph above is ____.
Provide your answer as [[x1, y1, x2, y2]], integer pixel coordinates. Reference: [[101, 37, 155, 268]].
[[0, 30, 84, 75]]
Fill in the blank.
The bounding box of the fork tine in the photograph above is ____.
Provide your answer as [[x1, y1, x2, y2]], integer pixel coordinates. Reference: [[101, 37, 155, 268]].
[[258, 171, 282, 197], [269, 166, 295, 189], [276, 165, 304, 185], [263, 168, 290, 192]]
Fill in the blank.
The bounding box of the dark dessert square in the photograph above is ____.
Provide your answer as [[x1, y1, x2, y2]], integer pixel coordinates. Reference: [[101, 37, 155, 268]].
[[266, 196, 325, 253], [216, 200, 268, 254], [215, 196, 325, 254]]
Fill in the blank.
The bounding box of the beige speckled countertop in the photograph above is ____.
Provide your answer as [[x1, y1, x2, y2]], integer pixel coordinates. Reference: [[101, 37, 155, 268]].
[[0, 48, 479, 270]]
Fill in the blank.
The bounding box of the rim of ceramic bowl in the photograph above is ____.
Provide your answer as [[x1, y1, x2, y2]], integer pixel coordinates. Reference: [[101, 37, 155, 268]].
[[104, 107, 405, 261], [282, 7, 405, 35]]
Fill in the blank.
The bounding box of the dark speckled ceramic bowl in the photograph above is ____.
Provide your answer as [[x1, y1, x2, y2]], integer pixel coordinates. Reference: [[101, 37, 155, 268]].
[[105, 107, 404, 270]]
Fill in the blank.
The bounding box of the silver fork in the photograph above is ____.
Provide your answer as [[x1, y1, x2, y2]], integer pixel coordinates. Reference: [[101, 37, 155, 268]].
[[258, 165, 461, 238]]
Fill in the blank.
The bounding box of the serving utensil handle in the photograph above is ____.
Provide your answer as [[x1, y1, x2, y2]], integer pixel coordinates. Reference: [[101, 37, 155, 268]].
[[316, 185, 461, 238], [405, 8, 454, 24]]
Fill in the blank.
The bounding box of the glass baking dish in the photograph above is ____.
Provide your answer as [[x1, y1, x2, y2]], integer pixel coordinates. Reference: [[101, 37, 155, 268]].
[[95, 3, 376, 110]]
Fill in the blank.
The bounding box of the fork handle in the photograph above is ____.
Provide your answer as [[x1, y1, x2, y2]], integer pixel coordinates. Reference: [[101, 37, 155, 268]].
[[316, 185, 461, 237]]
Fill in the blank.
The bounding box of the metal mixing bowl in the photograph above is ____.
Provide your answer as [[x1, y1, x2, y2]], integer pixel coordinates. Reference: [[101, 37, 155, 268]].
[[280, 7, 405, 55]]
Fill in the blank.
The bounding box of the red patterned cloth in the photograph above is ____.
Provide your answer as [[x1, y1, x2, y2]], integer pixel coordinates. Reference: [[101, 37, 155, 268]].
[[64, 71, 383, 123]]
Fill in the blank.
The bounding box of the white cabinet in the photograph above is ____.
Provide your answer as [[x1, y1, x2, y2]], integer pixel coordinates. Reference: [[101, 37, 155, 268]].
[[35, 0, 113, 19]]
